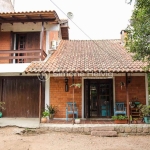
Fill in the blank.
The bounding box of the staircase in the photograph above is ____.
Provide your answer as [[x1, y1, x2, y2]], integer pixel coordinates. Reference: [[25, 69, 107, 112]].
[[91, 127, 117, 137]]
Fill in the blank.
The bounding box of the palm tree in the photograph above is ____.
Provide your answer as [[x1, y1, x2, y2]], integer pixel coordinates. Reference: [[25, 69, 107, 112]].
[[0, 0, 14, 13]]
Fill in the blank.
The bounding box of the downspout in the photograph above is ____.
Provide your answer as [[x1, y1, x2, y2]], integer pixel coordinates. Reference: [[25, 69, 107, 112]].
[[126, 73, 130, 124]]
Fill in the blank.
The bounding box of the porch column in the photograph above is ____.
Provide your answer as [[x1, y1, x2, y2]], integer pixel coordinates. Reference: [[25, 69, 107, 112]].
[[40, 22, 44, 60], [126, 73, 130, 124], [39, 81, 42, 123]]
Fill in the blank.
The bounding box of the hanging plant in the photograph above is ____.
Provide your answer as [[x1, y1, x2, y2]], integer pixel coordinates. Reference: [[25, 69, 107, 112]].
[[120, 82, 125, 90], [70, 83, 81, 89]]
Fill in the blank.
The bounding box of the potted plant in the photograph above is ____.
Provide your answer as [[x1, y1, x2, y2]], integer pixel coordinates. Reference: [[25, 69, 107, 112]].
[[41, 110, 49, 123], [137, 104, 150, 124], [0, 102, 5, 118], [46, 104, 58, 119], [112, 115, 128, 124], [70, 83, 81, 124], [120, 82, 125, 90]]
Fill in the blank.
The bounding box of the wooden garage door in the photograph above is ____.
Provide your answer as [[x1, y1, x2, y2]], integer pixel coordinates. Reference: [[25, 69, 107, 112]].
[[0, 77, 45, 117]]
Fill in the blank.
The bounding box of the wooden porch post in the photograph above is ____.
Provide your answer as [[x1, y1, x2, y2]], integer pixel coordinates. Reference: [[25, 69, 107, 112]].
[[39, 81, 42, 123], [40, 22, 44, 60], [126, 73, 130, 124], [0, 23, 1, 32]]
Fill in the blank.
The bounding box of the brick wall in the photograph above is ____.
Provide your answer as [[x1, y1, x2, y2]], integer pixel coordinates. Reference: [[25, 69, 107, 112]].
[[0, 32, 11, 63], [50, 77, 82, 118], [115, 76, 146, 105], [49, 76, 146, 118]]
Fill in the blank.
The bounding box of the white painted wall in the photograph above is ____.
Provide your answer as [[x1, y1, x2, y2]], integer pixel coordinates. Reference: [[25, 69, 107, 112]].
[[1, 23, 60, 32], [0, 63, 30, 73], [45, 78, 50, 109]]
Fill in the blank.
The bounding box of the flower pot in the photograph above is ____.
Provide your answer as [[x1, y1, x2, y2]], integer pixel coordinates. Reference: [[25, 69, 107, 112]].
[[0, 112, 2, 118], [144, 116, 150, 124], [75, 118, 81, 124], [114, 120, 128, 124], [41, 117, 47, 123], [49, 114, 54, 120]]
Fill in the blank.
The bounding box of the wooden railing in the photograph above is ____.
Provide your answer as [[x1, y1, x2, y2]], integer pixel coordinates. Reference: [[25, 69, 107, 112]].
[[0, 49, 47, 64]]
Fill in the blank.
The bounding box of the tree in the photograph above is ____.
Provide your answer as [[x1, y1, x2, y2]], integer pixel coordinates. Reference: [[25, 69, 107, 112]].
[[125, 0, 150, 69]]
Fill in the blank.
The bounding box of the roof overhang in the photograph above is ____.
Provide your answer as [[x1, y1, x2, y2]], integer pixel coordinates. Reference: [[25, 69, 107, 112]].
[[0, 11, 60, 24]]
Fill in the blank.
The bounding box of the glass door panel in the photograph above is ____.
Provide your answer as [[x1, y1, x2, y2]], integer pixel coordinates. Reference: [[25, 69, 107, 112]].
[[90, 84, 98, 117], [99, 84, 111, 117]]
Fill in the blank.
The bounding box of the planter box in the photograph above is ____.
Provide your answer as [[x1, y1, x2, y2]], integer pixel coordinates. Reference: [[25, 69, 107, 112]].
[[75, 119, 81, 124], [114, 120, 128, 124], [144, 117, 150, 124]]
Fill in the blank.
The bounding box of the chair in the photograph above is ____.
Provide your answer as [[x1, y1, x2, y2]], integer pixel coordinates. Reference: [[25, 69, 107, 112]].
[[66, 102, 78, 121], [114, 102, 126, 116]]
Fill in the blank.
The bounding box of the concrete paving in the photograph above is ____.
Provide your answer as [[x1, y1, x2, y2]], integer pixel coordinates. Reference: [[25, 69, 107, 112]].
[[0, 118, 39, 128]]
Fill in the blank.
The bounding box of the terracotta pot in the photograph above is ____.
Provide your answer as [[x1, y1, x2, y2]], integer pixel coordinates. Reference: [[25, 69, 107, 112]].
[[41, 117, 47, 123], [114, 120, 128, 124]]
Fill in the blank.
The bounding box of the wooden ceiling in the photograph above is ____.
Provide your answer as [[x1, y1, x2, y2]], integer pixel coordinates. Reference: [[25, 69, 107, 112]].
[[0, 11, 60, 24]]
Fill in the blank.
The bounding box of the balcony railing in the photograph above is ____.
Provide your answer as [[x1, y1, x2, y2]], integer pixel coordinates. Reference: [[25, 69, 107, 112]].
[[0, 49, 47, 64]]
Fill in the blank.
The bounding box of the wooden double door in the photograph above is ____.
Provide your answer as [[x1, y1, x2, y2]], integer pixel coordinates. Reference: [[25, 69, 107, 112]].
[[0, 77, 45, 118], [84, 79, 113, 118]]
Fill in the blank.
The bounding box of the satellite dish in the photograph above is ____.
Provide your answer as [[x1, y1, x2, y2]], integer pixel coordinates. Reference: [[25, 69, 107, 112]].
[[67, 12, 74, 19]]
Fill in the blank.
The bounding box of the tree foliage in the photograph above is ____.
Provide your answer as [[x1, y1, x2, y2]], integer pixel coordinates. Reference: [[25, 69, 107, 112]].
[[126, 0, 150, 68]]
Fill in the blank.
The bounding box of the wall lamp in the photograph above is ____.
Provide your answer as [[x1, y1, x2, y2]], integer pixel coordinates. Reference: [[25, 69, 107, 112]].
[[127, 73, 132, 84], [65, 77, 69, 92]]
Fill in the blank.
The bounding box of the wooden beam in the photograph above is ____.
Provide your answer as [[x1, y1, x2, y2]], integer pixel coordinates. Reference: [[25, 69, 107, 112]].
[[10, 16, 24, 24], [0, 23, 1, 32], [39, 15, 43, 19], [126, 73, 130, 124], [0, 18, 56, 24], [40, 22, 44, 60], [0, 16, 7, 21], [0, 49, 41, 53]]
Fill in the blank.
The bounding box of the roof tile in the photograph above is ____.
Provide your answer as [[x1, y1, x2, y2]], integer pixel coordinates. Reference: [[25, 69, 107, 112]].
[[26, 40, 146, 73]]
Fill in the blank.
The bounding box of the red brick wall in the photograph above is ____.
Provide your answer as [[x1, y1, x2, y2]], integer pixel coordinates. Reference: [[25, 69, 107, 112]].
[[0, 32, 11, 63], [49, 76, 146, 118], [0, 32, 11, 50], [50, 77, 82, 118], [115, 76, 146, 105]]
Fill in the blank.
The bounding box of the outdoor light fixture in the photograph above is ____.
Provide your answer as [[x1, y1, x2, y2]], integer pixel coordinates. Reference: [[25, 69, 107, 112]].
[[127, 73, 132, 84], [65, 77, 69, 92]]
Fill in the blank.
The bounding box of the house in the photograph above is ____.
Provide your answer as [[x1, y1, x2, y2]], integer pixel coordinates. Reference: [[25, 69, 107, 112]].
[[0, 9, 69, 117], [26, 39, 148, 120], [0, 1, 148, 120]]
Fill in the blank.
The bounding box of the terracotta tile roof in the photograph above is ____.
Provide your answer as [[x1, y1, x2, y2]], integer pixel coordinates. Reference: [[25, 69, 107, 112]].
[[26, 40, 146, 73]]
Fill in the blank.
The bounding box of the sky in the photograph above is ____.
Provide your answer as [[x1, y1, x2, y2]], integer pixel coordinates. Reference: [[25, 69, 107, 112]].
[[13, 0, 135, 40]]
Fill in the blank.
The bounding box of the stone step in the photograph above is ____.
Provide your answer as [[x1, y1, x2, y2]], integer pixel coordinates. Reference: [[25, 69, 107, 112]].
[[91, 131, 117, 137], [91, 126, 115, 131]]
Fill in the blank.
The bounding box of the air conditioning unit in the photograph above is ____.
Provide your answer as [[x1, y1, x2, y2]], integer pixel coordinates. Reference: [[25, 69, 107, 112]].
[[51, 40, 57, 50]]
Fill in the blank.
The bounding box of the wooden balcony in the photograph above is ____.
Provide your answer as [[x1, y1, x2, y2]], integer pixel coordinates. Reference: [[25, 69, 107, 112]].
[[0, 49, 47, 64]]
